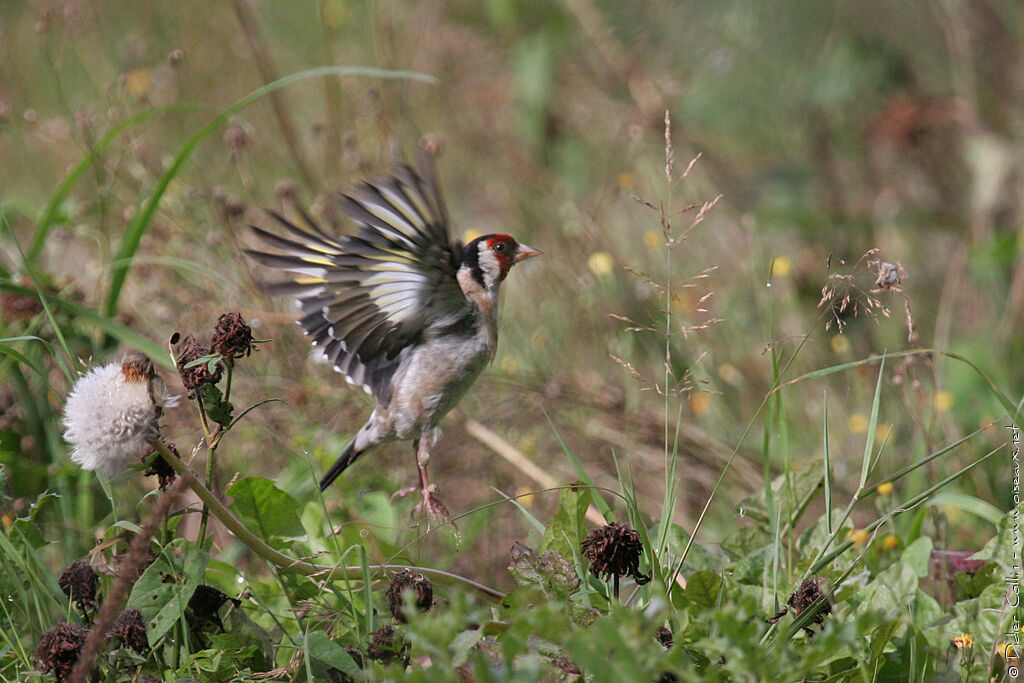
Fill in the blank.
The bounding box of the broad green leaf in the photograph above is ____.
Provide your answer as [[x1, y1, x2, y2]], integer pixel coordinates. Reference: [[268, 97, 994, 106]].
[[681, 570, 723, 609], [127, 543, 209, 645], [541, 484, 590, 561], [900, 537, 933, 578], [305, 631, 361, 676], [227, 477, 305, 543]]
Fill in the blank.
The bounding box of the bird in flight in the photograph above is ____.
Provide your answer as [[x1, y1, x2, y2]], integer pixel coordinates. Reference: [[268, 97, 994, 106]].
[[247, 150, 541, 523]]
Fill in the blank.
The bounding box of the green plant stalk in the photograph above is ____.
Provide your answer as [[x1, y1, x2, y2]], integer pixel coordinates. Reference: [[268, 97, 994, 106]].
[[147, 438, 504, 601]]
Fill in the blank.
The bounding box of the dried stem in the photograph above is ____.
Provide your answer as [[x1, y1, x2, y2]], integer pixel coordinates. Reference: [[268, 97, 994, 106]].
[[68, 477, 188, 683], [231, 0, 317, 191]]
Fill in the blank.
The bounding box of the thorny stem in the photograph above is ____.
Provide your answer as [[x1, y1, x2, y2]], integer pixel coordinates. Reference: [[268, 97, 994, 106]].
[[147, 438, 504, 602]]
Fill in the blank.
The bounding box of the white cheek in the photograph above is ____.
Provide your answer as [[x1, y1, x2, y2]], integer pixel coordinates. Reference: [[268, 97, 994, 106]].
[[477, 249, 502, 288]]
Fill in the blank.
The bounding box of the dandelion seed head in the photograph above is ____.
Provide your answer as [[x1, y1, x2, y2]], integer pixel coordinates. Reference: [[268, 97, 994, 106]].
[[63, 354, 173, 474]]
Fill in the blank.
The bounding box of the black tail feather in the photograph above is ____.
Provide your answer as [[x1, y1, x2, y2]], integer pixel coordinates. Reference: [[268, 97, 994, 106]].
[[319, 441, 362, 491]]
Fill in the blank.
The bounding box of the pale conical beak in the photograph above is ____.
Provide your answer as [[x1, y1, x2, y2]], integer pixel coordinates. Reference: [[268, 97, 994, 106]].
[[514, 244, 543, 262]]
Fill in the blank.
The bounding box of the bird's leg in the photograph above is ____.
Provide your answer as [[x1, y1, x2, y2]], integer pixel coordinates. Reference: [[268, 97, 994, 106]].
[[391, 436, 453, 526]]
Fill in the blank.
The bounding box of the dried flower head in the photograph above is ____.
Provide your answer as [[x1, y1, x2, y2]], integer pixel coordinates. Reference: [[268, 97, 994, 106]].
[[109, 608, 149, 653], [176, 334, 222, 396], [767, 576, 832, 637], [385, 569, 433, 623], [211, 311, 255, 359], [141, 438, 177, 488], [36, 622, 88, 681], [63, 353, 174, 474], [580, 522, 651, 584], [58, 560, 99, 612], [366, 625, 409, 665], [655, 626, 673, 649]]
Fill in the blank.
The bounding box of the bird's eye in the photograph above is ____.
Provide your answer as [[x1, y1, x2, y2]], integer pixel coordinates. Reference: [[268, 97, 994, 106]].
[[493, 242, 507, 253]]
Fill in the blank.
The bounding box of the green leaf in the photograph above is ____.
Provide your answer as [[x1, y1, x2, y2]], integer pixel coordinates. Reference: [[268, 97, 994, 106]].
[[127, 543, 209, 645], [507, 541, 580, 601], [305, 631, 361, 676], [901, 537, 933, 578], [681, 570, 723, 609], [198, 383, 233, 428], [450, 628, 483, 667], [857, 562, 918, 617], [226, 477, 305, 543], [926, 491, 1004, 527], [869, 619, 901, 673], [541, 484, 590, 561]]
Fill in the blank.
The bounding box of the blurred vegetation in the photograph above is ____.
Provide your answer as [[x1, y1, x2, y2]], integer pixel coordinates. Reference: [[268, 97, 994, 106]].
[[1, 0, 1023, 679]]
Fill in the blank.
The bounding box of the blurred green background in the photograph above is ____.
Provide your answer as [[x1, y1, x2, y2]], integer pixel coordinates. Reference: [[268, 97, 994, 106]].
[[1, 0, 1021, 587]]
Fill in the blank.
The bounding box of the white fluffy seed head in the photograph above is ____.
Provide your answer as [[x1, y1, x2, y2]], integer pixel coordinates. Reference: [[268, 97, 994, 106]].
[[62, 354, 175, 474]]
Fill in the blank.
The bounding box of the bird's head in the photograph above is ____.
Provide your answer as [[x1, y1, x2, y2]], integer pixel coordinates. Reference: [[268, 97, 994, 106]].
[[462, 234, 542, 289]]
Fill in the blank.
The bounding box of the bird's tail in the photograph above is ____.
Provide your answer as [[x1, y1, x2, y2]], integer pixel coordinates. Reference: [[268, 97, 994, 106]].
[[319, 441, 363, 491]]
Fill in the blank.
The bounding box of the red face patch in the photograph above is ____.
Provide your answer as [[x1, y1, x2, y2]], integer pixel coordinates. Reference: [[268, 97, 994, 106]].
[[485, 234, 519, 278]]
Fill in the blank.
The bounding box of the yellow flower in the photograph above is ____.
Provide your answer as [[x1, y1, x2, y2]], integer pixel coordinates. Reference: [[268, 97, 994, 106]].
[[830, 334, 851, 355], [515, 485, 536, 508], [689, 393, 711, 416], [951, 633, 973, 650], [500, 355, 520, 374], [124, 69, 152, 97], [881, 534, 899, 550], [718, 363, 739, 384], [876, 482, 894, 497], [643, 230, 662, 250], [847, 413, 869, 435], [771, 255, 791, 278], [587, 251, 615, 276], [847, 529, 869, 546], [934, 391, 954, 413], [616, 173, 635, 189], [997, 642, 1018, 658]]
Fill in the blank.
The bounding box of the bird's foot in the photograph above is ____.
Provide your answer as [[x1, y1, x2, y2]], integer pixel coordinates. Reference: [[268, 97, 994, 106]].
[[392, 484, 457, 530]]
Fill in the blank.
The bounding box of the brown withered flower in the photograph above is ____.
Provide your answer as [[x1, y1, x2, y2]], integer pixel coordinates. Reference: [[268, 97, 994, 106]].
[[656, 626, 673, 649], [767, 576, 832, 637], [109, 608, 149, 653], [141, 438, 177, 488], [211, 311, 255, 359], [58, 560, 99, 612], [580, 522, 651, 586], [36, 622, 88, 681], [385, 570, 433, 623], [175, 334, 222, 396]]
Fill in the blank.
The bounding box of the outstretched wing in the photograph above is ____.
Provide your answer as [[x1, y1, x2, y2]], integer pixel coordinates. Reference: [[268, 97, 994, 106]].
[[247, 153, 466, 401]]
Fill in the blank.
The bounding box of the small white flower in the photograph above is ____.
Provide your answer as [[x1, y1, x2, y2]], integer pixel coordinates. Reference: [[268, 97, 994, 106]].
[[63, 353, 175, 474]]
